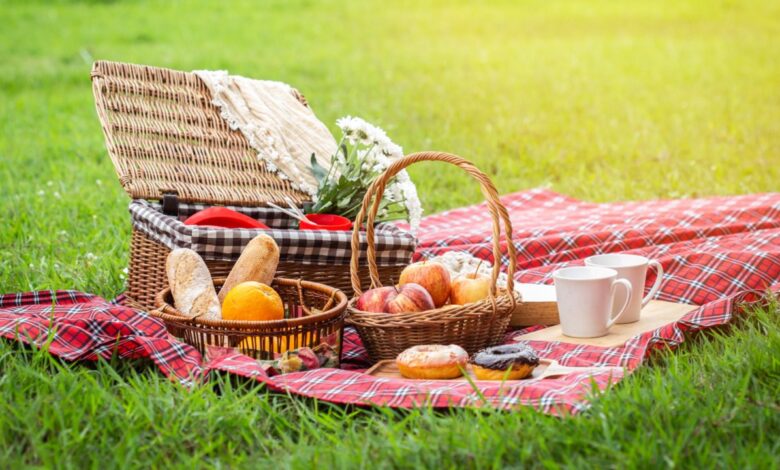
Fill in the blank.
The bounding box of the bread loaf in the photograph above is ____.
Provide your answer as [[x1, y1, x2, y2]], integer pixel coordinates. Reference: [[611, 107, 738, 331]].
[[166, 248, 221, 320], [218, 234, 280, 302]]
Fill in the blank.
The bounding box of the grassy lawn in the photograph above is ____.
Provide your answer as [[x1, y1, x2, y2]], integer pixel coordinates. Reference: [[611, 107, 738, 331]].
[[1, 0, 778, 467]]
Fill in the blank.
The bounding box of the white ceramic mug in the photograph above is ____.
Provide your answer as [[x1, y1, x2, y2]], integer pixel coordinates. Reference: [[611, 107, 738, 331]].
[[585, 254, 664, 324], [553, 266, 633, 338]]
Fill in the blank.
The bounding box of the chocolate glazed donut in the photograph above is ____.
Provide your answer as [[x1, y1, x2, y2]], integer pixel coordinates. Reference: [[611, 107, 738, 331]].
[[470, 344, 540, 380]]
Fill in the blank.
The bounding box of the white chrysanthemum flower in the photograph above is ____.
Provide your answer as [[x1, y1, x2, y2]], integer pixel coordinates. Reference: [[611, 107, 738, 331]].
[[356, 148, 372, 164], [372, 154, 392, 172], [336, 117, 359, 145], [356, 129, 372, 146], [336, 116, 358, 131], [385, 182, 404, 202], [395, 169, 411, 183], [381, 141, 404, 159], [396, 170, 422, 233], [300, 183, 316, 196], [320, 116, 421, 230], [369, 126, 389, 146], [337, 116, 388, 146]]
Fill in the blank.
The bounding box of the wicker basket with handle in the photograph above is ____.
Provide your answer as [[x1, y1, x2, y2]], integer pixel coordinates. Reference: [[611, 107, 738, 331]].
[[91, 60, 412, 310], [153, 277, 348, 365], [346, 152, 520, 362]]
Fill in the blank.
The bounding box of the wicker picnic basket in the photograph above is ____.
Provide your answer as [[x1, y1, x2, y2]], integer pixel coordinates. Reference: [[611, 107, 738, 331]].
[[91, 61, 414, 311], [346, 152, 520, 361], [153, 277, 348, 364]]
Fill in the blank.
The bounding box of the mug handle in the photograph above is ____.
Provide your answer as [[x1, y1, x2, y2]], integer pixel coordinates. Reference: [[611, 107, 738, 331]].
[[641, 260, 664, 307], [607, 279, 633, 328]]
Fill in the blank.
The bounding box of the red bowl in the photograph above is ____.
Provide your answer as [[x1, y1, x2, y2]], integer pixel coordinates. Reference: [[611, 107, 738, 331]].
[[184, 207, 270, 229], [299, 214, 353, 231]]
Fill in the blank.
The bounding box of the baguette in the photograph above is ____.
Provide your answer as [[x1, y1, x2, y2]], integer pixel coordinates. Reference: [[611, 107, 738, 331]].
[[218, 234, 280, 302], [166, 248, 221, 320]]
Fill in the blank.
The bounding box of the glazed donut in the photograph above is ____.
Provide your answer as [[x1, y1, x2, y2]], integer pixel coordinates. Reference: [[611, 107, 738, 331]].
[[470, 344, 540, 380], [396, 344, 469, 379]]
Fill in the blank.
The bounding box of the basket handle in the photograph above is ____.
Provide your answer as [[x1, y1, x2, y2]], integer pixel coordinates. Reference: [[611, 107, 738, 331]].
[[349, 151, 517, 297]]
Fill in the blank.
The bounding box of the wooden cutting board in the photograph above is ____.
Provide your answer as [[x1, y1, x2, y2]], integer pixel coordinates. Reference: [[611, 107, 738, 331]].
[[513, 299, 698, 348], [366, 359, 623, 382]]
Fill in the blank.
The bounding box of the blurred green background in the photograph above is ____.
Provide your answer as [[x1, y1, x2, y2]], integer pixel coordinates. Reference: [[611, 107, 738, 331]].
[[3, 0, 779, 296]]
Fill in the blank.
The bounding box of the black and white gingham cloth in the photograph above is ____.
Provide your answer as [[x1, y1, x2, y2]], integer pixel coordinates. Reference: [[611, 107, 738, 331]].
[[129, 200, 417, 265]]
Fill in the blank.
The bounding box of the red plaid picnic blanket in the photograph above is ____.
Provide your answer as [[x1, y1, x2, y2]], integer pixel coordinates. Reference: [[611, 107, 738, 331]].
[[2, 189, 779, 414]]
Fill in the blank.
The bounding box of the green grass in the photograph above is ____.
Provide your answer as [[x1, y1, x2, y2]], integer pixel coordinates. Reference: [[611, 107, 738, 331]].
[[0, 0, 778, 467], [0, 306, 776, 468]]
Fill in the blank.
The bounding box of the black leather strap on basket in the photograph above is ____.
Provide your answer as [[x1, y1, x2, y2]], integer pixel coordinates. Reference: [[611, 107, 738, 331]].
[[161, 193, 180, 217]]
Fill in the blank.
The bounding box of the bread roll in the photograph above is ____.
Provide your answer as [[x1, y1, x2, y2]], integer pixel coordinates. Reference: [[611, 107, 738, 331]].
[[166, 248, 221, 320], [218, 234, 280, 302]]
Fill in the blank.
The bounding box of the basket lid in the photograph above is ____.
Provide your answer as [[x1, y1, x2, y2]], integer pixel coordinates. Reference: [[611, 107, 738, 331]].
[[91, 60, 310, 206]]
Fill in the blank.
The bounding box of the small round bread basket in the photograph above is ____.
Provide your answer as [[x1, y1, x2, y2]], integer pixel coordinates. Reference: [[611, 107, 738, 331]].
[[152, 278, 348, 364], [346, 152, 520, 362]]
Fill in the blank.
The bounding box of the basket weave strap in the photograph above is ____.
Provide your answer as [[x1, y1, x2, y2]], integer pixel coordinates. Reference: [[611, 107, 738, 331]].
[[349, 151, 517, 297]]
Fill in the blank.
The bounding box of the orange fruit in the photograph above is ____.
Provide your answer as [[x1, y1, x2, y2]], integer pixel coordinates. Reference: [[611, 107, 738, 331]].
[[222, 281, 284, 321], [238, 333, 305, 354]]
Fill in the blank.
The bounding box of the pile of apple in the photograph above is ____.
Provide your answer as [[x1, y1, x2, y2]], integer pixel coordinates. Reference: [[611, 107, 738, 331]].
[[355, 260, 491, 313]]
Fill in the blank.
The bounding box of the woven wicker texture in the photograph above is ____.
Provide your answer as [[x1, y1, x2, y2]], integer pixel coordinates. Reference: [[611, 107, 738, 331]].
[[153, 278, 348, 362], [91, 61, 310, 206], [125, 228, 406, 312], [347, 152, 520, 361]]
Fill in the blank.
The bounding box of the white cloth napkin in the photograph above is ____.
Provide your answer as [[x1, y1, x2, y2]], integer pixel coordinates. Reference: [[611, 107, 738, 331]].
[[194, 70, 337, 197], [429, 251, 522, 297]]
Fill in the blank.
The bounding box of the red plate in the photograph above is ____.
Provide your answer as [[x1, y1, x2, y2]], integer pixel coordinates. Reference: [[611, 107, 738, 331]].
[[183, 207, 270, 229]]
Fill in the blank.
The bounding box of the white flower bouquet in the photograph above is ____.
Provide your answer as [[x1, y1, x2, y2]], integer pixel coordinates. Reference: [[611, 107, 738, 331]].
[[308, 116, 422, 232]]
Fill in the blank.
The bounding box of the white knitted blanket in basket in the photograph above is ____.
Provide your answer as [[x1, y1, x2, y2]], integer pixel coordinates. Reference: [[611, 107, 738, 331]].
[[194, 70, 337, 197]]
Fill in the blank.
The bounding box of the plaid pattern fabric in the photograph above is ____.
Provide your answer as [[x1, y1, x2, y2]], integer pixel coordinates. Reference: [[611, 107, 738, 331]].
[[3, 189, 779, 414], [129, 200, 416, 265], [0, 291, 205, 385]]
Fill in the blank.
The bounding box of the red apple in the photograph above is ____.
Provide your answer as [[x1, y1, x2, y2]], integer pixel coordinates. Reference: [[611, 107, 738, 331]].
[[355, 286, 398, 313], [450, 273, 492, 305], [398, 261, 451, 307], [386, 283, 436, 313]]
